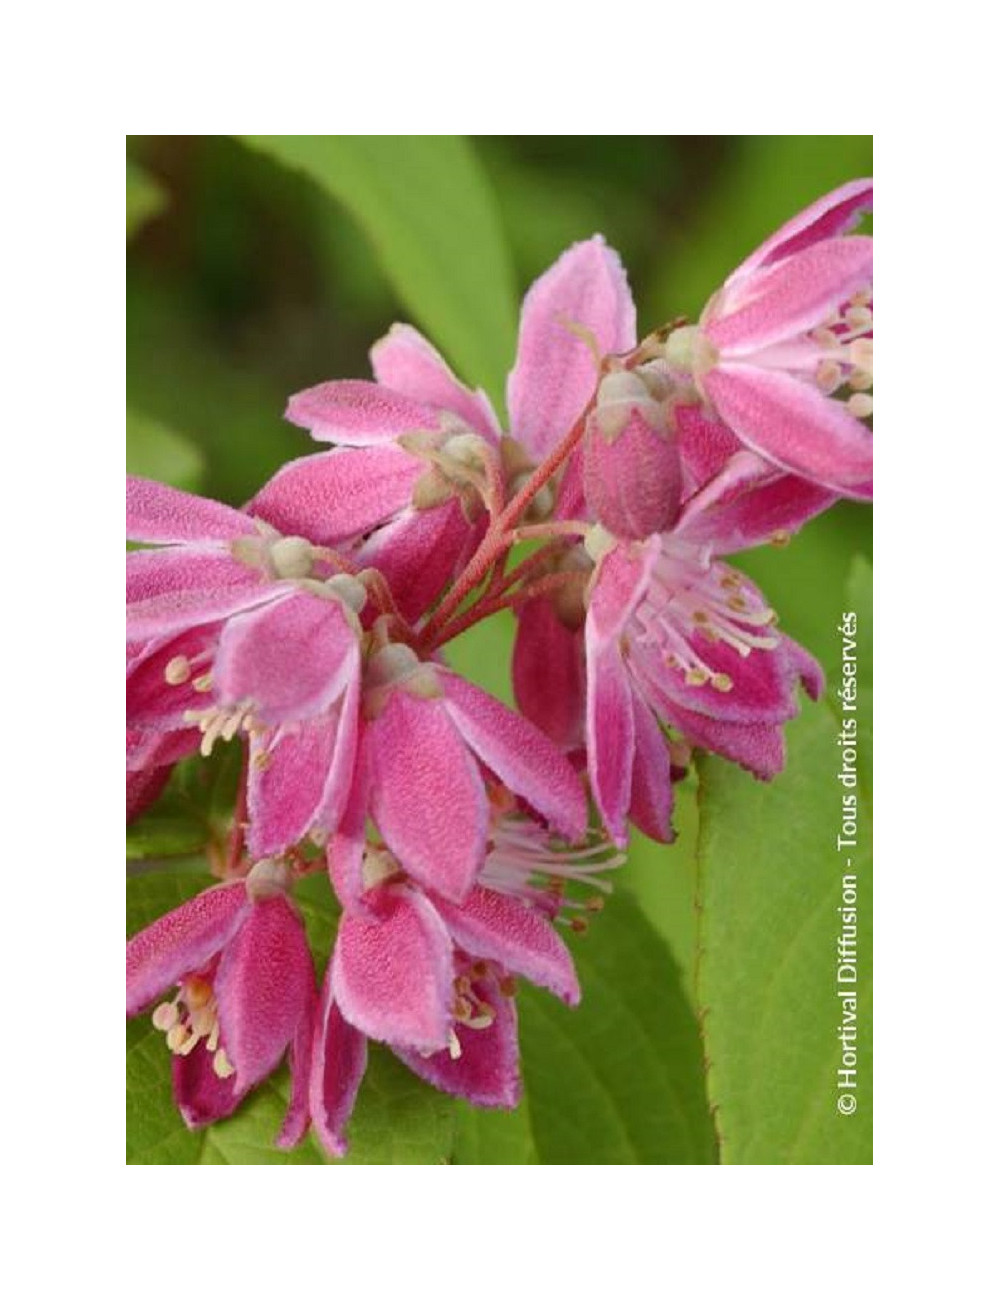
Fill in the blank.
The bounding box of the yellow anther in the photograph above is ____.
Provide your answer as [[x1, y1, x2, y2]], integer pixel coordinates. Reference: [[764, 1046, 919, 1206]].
[[847, 393, 874, 419], [816, 360, 842, 394], [685, 669, 709, 686], [192, 673, 214, 693], [447, 1030, 463, 1061], [770, 531, 791, 547], [163, 656, 191, 686], [846, 306, 873, 331], [212, 1049, 236, 1080], [152, 1001, 179, 1032], [166, 1023, 190, 1054], [712, 673, 734, 693], [184, 977, 213, 1010]]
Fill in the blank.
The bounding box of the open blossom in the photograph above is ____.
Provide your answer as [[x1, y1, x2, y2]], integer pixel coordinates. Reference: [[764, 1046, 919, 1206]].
[[660, 179, 873, 498], [310, 803, 618, 1156], [127, 476, 366, 849], [126, 859, 315, 1143], [328, 640, 588, 906]]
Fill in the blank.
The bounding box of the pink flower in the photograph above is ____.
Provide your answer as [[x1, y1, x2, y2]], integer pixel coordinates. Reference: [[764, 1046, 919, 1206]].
[[310, 804, 618, 1156], [584, 514, 823, 845], [660, 179, 873, 498], [328, 642, 588, 906], [127, 476, 365, 847], [126, 859, 315, 1144]]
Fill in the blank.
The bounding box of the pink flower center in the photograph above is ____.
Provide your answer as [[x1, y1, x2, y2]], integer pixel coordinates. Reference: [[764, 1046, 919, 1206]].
[[152, 974, 235, 1080], [627, 542, 779, 692], [810, 288, 874, 419]]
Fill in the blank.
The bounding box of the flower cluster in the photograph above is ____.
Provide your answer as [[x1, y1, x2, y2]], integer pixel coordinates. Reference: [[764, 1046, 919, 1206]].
[[126, 180, 873, 1156]]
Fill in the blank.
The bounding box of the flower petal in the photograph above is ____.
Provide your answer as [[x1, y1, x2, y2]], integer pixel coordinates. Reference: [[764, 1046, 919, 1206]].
[[127, 476, 255, 545], [126, 883, 248, 1016], [286, 379, 442, 446], [677, 455, 835, 553], [332, 886, 454, 1053], [440, 674, 587, 841], [584, 636, 635, 848], [703, 363, 873, 498], [434, 886, 580, 1005], [366, 690, 487, 903], [126, 623, 222, 732], [309, 966, 368, 1158], [507, 237, 637, 462], [356, 499, 482, 623], [126, 547, 274, 641], [707, 237, 873, 355], [512, 598, 585, 750], [659, 702, 786, 780], [173, 1042, 247, 1129], [730, 179, 873, 281], [276, 992, 316, 1151], [628, 692, 675, 844], [370, 324, 501, 443], [214, 896, 315, 1089], [246, 716, 338, 858], [215, 590, 360, 726], [248, 446, 422, 545], [394, 967, 521, 1107]]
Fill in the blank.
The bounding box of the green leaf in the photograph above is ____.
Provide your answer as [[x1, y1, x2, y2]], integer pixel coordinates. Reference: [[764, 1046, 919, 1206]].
[[453, 1095, 539, 1164], [240, 136, 517, 408], [126, 408, 205, 493], [646, 135, 873, 324], [127, 866, 456, 1164], [694, 696, 872, 1164], [516, 891, 717, 1163], [126, 745, 242, 862], [126, 159, 167, 238]]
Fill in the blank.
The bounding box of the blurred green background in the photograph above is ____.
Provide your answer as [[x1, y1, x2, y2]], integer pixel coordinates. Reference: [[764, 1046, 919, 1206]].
[[127, 137, 873, 1163]]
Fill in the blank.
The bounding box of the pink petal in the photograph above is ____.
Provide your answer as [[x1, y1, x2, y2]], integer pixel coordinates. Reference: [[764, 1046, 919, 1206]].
[[173, 1041, 246, 1129], [246, 716, 338, 858], [434, 886, 580, 1004], [126, 623, 222, 732], [678, 467, 835, 554], [356, 499, 482, 623], [126, 547, 274, 641], [703, 363, 873, 498], [440, 674, 587, 842], [512, 598, 585, 750], [332, 886, 454, 1053], [370, 324, 501, 444], [583, 408, 683, 540], [326, 749, 371, 913], [587, 541, 656, 648], [286, 379, 442, 447], [214, 590, 360, 726], [661, 701, 786, 780], [125, 763, 173, 823], [730, 179, 873, 281], [636, 635, 800, 726], [676, 404, 744, 498], [276, 992, 316, 1151], [784, 636, 825, 701], [127, 475, 255, 545], [394, 967, 521, 1107], [707, 237, 873, 355], [126, 725, 199, 775], [584, 636, 635, 848], [248, 446, 422, 545], [366, 690, 487, 903], [126, 883, 248, 1016], [214, 896, 315, 1088], [309, 966, 368, 1158], [628, 692, 675, 843], [507, 237, 637, 462]]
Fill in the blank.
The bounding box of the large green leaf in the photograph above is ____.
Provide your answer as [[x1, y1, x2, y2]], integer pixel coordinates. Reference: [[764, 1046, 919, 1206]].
[[241, 136, 517, 409], [126, 867, 456, 1164], [694, 692, 872, 1163], [516, 890, 717, 1163], [126, 408, 204, 493]]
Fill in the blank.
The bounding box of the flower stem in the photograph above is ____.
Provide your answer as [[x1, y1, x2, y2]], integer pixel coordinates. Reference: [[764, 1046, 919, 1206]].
[[418, 409, 590, 648]]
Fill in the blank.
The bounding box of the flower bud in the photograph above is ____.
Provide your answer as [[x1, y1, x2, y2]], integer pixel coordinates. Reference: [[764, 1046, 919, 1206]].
[[582, 367, 683, 540]]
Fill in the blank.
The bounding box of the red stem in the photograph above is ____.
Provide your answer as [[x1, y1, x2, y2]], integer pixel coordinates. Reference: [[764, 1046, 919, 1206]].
[[428, 570, 582, 647], [418, 409, 590, 648]]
